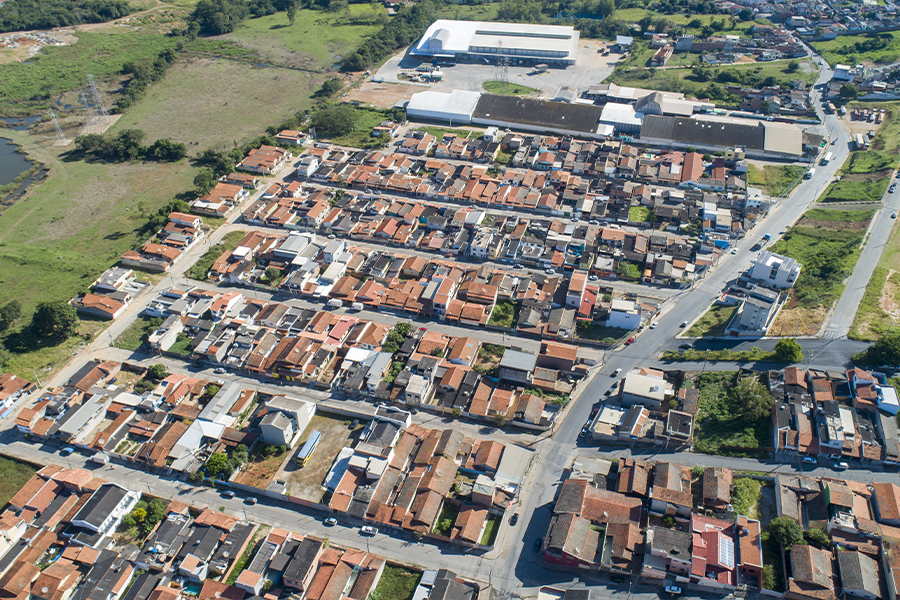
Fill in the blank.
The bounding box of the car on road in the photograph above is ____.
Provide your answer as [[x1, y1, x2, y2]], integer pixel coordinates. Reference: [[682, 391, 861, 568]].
[[545, 268, 556, 274], [650, 322, 658, 329], [579, 428, 587, 438], [625, 337, 635, 345], [214, 367, 226, 374], [606, 384, 618, 395], [324, 517, 338, 526], [533, 538, 542, 552], [891, 186, 897, 194], [834, 462, 849, 470], [680, 321, 689, 327], [589, 219, 599, 225], [510, 513, 520, 526], [221, 490, 236, 499], [60, 447, 75, 457], [802, 457, 817, 464], [679, 342, 692, 350], [612, 368, 622, 377], [245, 497, 257, 505], [731, 248, 738, 254], [360, 526, 378, 536], [609, 576, 625, 584], [893, 213, 898, 219], [589, 275, 599, 281], [664, 585, 682, 595]]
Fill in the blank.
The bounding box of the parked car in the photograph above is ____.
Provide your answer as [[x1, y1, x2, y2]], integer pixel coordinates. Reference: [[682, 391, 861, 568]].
[[214, 367, 226, 374], [679, 342, 692, 350], [834, 462, 849, 470], [664, 585, 682, 595], [533, 538, 542, 552], [625, 337, 635, 345], [579, 428, 587, 438], [360, 526, 378, 535], [650, 322, 658, 329], [510, 513, 520, 526], [545, 268, 555, 274], [680, 321, 689, 327], [245, 497, 257, 505], [613, 368, 622, 377], [324, 517, 338, 526], [893, 213, 898, 219], [731, 248, 738, 254], [60, 447, 75, 457], [221, 490, 236, 499]]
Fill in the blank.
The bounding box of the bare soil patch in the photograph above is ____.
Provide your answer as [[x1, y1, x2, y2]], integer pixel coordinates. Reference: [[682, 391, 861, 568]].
[[769, 305, 828, 337], [347, 82, 423, 108], [284, 413, 361, 502], [840, 168, 895, 182]]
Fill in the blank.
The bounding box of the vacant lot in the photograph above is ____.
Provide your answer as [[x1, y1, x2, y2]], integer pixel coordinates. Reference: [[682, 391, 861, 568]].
[[822, 178, 890, 203], [109, 57, 316, 152], [188, 230, 246, 280], [285, 412, 362, 502], [691, 372, 770, 457], [768, 209, 872, 335], [842, 151, 898, 174], [0, 455, 38, 508], [851, 215, 900, 340], [234, 446, 291, 489], [685, 304, 738, 338], [746, 164, 806, 197], [372, 565, 422, 600], [114, 315, 162, 351], [811, 31, 900, 67]]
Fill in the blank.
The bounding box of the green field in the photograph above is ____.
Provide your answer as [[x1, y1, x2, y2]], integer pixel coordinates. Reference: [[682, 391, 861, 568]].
[[692, 371, 770, 457], [438, 2, 500, 21], [850, 207, 900, 340], [746, 164, 806, 197], [822, 178, 890, 203], [628, 205, 651, 222], [612, 10, 764, 38], [811, 31, 900, 67], [371, 565, 422, 600], [0, 456, 38, 509], [862, 101, 900, 152], [0, 30, 179, 117], [841, 151, 899, 174], [114, 315, 162, 351]]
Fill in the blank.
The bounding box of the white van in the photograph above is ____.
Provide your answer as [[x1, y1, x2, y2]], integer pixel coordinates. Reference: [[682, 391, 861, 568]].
[[90, 454, 109, 466], [351, 302, 364, 311], [327, 299, 342, 309]]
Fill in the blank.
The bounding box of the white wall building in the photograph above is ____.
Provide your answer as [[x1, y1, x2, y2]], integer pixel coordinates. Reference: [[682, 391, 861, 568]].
[[750, 250, 801, 289], [606, 298, 641, 330]]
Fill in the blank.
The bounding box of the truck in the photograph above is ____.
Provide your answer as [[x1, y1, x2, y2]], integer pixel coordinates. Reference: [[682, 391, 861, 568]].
[[821, 152, 833, 165], [839, 105, 847, 116], [804, 168, 816, 180], [326, 298, 342, 309], [763, 233, 772, 242], [295, 431, 322, 467]]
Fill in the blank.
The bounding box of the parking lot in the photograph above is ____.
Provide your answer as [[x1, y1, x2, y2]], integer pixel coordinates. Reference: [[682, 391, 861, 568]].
[[362, 39, 620, 104]]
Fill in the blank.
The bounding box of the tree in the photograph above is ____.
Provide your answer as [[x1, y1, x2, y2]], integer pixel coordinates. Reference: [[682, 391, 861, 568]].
[[0, 300, 21, 331], [729, 376, 773, 421], [146, 138, 187, 162], [310, 105, 360, 138], [320, 77, 343, 98], [805, 527, 830, 548], [206, 384, 221, 397], [492, 414, 506, 427], [194, 167, 218, 194], [769, 516, 805, 549], [762, 565, 776, 590], [132, 507, 147, 522], [286, 0, 297, 25], [840, 83, 859, 100], [786, 60, 800, 73], [263, 266, 282, 284], [738, 8, 752, 20], [31, 301, 78, 339], [774, 338, 804, 363], [205, 452, 230, 477], [147, 363, 169, 380], [854, 331, 900, 366]]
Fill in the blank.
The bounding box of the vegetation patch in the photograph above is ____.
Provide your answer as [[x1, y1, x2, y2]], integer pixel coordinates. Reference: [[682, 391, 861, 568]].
[[114, 315, 163, 351], [188, 231, 247, 280], [811, 31, 900, 67], [488, 300, 520, 328], [370, 565, 422, 600], [692, 371, 772, 457], [731, 478, 761, 517], [842, 151, 899, 175], [684, 304, 738, 337], [821, 178, 889, 203], [480, 515, 500, 546], [482, 81, 539, 96], [746, 164, 806, 197], [0, 455, 38, 508], [628, 205, 651, 222], [575, 320, 630, 343]]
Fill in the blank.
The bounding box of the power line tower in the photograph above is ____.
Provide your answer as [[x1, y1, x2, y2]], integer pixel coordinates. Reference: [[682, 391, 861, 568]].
[[86, 74, 109, 118], [494, 41, 510, 93], [49, 109, 65, 142]]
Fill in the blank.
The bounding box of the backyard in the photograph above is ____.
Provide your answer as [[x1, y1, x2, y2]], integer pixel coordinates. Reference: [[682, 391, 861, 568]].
[[487, 300, 520, 329], [233, 445, 291, 490]]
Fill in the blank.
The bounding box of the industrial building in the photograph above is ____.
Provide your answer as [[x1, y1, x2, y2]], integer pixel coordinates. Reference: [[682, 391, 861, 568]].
[[411, 20, 580, 65]]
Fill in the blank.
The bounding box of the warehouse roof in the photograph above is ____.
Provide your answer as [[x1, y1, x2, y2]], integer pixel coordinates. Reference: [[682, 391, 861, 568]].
[[640, 114, 802, 158], [412, 20, 579, 60], [407, 90, 482, 121], [473, 94, 605, 135]]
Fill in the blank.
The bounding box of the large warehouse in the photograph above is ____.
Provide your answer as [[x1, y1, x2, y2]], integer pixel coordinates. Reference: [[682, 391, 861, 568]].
[[410, 20, 580, 65]]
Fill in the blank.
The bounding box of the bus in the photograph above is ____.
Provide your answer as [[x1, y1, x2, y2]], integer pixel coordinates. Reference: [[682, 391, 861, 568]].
[[295, 431, 322, 467], [821, 152, 833, 165]]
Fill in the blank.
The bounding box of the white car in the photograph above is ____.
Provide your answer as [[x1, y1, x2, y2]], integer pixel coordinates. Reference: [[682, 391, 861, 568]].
[[731, 248, 738, 254], [664, 585, 682, 595], [613, 368, 622, 377], [650, 322, 658, 329], [360, 526, 378, 535], [324, 517, 338, 526], [834, 462, 849, 470], [802, 457, 817, 464]]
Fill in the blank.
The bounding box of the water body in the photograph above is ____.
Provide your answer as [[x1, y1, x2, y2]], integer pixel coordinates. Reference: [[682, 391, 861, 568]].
[[0, 138, 32, 186], [0, 116, 40, 130]]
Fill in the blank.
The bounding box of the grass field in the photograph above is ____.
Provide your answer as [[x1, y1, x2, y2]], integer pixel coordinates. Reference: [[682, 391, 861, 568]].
[[822, 178, 890, 203], [746, 164, 806, 197], [663, 347, 776, 362], [188, 230, 246, 280], [438, 3, 500, 21], [482, 81, 540, 95], [0, 30, 179, 117], [215, 5, 385, 70], [109, 56, 316, 152], [629, 205, 651, 222], [811, 31, 900, 67], [766, 210, 872, 336], [685, 304, 738, 337], [371, 565, 422, 600], [0, 455, 38, 508], [692, 371, 770, 457], [612, 10, 762, 38], [114, 315, 162, 351], [850, 213, 900, 340], [842, 151, 899, 174]]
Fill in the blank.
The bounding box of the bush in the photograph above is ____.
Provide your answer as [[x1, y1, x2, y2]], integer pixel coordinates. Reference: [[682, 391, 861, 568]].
[[147, 364, 168, 380], [774, 338, 804, 363], [769, 516, 805, 549]]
